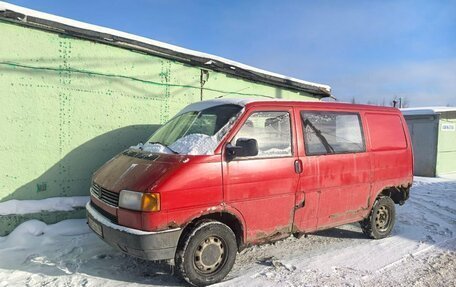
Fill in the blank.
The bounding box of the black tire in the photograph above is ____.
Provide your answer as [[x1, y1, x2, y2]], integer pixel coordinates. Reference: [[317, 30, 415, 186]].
[[360, 196, 396, 239], [175, 220, 237, 286]]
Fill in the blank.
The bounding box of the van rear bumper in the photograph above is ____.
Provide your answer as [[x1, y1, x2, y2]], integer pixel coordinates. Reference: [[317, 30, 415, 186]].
[[86, 202, 182, 261]]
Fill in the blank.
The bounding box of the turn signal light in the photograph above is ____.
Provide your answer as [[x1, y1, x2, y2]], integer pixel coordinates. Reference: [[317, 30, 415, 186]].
[[141, 193, 160, 212]]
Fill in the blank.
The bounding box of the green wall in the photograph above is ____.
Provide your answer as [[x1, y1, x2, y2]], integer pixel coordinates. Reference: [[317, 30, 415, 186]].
[[436, 116, 456, 175], [0, 20, 316, 204]]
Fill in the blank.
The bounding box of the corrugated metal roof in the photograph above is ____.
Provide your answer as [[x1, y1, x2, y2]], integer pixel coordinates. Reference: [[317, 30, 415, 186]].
[[401, 107, 456, 116], [0, 1, 331, 98]]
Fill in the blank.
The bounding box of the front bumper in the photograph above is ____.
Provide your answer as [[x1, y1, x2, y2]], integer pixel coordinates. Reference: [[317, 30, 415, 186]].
[[86, 202, 182, 261]]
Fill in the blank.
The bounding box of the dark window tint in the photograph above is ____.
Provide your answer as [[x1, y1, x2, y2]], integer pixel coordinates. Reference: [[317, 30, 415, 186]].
[[301, 111, 365, 155]]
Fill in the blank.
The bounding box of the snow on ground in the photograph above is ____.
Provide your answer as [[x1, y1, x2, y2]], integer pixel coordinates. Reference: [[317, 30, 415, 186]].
[[0, 196, 89, 215], [0, 177, 455, 287]]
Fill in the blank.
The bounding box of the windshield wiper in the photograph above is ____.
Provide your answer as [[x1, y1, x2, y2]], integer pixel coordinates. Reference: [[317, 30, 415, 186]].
[[303, 119, 335, 154], [146, 142, 179, 154]]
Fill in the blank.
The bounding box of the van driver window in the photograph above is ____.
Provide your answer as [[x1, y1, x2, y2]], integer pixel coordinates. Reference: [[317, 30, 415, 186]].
[[301, 111, 365, 156], [232, 111, 292, 158]]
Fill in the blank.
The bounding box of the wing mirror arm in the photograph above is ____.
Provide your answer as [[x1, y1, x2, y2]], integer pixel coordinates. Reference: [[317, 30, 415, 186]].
[[225, 138, 258, 161], [225, 144, 242, 161]]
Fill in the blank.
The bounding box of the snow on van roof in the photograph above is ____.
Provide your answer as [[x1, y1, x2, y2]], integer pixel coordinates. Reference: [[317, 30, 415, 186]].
[[179, 98, 406, 115], [176, 97, 317, 115], [401, 107, 456, 116], [0, 1, 331, 97], [176, 98, 254, 115]]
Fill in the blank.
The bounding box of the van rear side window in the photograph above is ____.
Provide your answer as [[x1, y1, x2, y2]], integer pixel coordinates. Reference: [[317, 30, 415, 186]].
[[365, 113, 407, 151], [301, 111, 365, 155]]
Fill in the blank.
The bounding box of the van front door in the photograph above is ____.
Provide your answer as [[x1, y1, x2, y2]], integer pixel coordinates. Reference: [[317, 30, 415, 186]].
[[223, 107, 299, 243]]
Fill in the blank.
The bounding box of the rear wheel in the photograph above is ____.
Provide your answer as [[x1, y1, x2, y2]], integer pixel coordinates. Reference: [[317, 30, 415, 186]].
[[175, 220, 237, 286], [360, 196, 396, 239]]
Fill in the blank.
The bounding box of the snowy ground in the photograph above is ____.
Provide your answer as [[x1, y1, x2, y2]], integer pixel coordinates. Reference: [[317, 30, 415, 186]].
[[0, 176, 455, 287]]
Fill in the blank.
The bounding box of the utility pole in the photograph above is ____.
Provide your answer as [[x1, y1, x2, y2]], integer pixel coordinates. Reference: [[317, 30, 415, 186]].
[[392, 97, 403, 108]]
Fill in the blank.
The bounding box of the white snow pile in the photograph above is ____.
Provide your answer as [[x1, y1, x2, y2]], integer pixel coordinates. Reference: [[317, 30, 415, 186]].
[[0, 196, 89, 215], [130, 142, 172, 154], [170, 134, 218, 155], [0, 219, 89, 248], [131, 134, 218, 155], [131, 107, 243, 156], [0, 176, 454, 286]]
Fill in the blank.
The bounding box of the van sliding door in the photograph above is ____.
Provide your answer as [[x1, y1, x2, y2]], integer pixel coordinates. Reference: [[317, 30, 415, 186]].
[[295, 110, 371, 231]]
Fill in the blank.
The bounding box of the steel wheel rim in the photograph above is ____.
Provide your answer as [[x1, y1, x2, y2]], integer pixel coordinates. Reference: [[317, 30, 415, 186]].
[[193, 235, 226, 274], [375, 205, 391, 232]]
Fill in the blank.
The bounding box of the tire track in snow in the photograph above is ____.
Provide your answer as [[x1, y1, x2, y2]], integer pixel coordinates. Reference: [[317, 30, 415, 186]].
[[219, 179, 456, 287], [0, 179, 455, 287]]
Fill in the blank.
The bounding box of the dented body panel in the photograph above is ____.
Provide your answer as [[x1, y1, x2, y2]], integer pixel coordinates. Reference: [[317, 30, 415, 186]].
[[87, 100, 413, 259]]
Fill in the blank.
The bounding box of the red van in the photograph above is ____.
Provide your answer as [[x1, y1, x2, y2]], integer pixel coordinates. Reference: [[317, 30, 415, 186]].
[[86, 99, 413, 286]]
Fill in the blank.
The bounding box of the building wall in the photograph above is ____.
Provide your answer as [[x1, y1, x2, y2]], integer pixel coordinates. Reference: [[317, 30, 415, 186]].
[[0, 20, 316, 204], [436, 115, 456, 175]]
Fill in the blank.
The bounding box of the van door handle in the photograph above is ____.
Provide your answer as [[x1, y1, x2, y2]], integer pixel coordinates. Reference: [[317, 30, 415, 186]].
[[294, 159, 302, 174], [295, 198, 305, 209]]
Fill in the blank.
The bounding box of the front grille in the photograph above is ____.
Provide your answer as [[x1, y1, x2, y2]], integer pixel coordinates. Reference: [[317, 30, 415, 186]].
[[91, 182, 119, 207], [90, 201, 118, 224]]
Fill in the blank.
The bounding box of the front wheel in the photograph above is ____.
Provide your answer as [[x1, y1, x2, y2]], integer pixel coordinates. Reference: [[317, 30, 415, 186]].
[[360, 196, 396, 239], [175, 220, 237, 286]]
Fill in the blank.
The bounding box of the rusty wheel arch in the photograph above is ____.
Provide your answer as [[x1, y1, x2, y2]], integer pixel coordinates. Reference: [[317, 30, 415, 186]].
[[376, 184, 411, 206], [178, 211, 246, 252]]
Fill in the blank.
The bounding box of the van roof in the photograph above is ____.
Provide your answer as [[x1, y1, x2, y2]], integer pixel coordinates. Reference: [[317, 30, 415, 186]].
[[179, 98, 400, 114], [245, 99, 401, 112]]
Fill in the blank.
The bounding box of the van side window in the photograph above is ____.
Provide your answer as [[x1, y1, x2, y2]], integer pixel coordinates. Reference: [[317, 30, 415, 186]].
[[232, 111, 292, 158], [301, 111, 365, 155]]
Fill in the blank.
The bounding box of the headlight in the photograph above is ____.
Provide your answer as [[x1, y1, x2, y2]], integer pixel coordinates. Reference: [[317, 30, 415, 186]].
[[119, 190, 160, 212]]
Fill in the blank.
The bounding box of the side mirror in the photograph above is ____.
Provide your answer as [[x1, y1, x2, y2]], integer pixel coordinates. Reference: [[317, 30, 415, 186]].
[[226, 138, 258, 161]]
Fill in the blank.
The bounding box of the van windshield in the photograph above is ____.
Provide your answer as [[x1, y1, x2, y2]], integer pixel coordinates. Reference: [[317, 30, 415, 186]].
[[133, 104, 243, 155]]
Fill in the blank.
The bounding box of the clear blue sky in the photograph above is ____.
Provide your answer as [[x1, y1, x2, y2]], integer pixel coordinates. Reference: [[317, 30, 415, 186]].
[[5, 0, 456, 106]]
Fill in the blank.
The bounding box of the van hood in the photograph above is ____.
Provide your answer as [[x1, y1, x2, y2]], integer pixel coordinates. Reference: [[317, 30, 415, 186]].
[[92, 149, 185, 193]]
